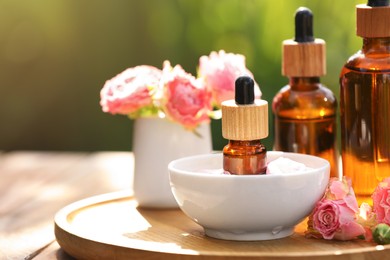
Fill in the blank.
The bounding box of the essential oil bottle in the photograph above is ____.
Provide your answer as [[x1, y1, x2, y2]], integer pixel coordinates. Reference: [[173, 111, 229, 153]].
[[272, 7, 338, 178], [339, 0, 390, 205], [222, 76, 268, 175]]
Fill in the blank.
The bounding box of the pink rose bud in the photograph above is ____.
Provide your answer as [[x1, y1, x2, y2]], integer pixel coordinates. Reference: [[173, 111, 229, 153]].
[[373, 223, 390, 245]]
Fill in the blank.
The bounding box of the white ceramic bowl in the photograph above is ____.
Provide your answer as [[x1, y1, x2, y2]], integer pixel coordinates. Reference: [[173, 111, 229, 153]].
[[168, 151, 330, 241]]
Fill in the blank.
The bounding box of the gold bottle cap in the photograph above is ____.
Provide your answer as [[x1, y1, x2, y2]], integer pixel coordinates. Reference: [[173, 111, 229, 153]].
[[282, 7, 326, 77], [356, 4, 390, 38], [221, 99, 268, 141]]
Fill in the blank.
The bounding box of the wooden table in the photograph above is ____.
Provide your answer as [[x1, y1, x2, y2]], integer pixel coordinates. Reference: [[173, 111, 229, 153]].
[[1, 151, 389, 260], [0, 151, 134, 259]]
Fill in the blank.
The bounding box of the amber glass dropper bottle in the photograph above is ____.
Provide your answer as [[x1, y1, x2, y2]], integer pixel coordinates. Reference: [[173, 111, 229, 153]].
[[272, 7, 338, 178], [340, 0, 390, 205], [222, 76, 268, 175]]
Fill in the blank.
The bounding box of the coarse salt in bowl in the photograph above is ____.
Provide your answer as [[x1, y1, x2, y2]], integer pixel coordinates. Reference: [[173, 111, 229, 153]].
[[168, 151, 330, 241]]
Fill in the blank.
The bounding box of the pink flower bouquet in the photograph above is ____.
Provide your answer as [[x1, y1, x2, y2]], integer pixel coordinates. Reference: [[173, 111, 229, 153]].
[[306, 176, 390, 244], [306, 177, 366, 240], [100, 50, 261, 130]]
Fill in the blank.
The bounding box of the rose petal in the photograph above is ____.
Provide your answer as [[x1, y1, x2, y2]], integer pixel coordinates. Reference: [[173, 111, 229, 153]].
[[343, 194, 359, 213], [330, 180, 348, 199], [336, 200, 356, 225], [334, 221, 366, 240]]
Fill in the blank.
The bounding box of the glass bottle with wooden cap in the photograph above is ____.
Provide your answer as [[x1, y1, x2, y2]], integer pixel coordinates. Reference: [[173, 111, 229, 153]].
[[222, 76, 268, 175], [340, 0, 390, 205], [272, 7, 338, 178]]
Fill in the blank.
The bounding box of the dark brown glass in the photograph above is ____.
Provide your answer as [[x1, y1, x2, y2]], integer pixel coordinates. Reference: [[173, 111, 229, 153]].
[[272, 77, 338, 177], [223, 140, 267, 175], [340, 37, 390, 205]]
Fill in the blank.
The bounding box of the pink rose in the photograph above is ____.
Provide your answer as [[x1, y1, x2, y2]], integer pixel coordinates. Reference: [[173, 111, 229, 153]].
[[162, 61, 212, 129], [311, 199, 340, 239], [307, 177, 366, 240], [198, 50, 261, 106], [312, 199, 365, 240], [372, 177, 390, 225], [100, 65, 162, 115]]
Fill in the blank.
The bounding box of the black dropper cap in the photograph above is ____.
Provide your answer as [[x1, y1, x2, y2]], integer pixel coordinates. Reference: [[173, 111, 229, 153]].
[[368, 0, 389, 7], [235, 76, 254, 105], [294, 7, 314, 43]]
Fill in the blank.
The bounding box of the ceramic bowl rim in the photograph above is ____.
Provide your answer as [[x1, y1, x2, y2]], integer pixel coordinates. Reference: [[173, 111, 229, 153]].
[[168, 151, 330, 179]]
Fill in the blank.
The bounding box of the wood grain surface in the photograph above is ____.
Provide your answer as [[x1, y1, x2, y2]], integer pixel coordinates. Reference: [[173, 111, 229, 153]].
[[54, 191, 390, 260], [0, 151, 133, 260]]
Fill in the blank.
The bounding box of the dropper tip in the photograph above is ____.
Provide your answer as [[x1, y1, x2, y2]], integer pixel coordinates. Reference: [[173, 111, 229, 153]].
[[368, 0, 389, 7], [235, 76, 254, 105], [294, 7, 314, 43]]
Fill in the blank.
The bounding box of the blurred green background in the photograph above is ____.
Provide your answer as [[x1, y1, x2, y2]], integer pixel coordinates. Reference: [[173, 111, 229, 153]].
[[0, 0, 363, 151]]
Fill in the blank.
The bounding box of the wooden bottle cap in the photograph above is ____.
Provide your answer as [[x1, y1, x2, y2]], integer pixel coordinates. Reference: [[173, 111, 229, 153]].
[[221, 99, 268, 141], [356, 4, 390, 38], [282, 39, 326, 77]]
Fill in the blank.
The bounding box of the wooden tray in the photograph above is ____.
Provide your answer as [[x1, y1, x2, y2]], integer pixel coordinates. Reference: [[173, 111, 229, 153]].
[[54, 191, 390, 259]]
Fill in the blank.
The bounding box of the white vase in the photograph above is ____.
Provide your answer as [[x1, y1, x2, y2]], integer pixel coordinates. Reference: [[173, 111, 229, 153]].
[[132, 117, 212, 208]]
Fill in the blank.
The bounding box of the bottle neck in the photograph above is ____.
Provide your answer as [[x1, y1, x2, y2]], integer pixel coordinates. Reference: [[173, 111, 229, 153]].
[[229, 140, 262, 146], [289, 77, 320, 91], [362, 37, 390, 54]]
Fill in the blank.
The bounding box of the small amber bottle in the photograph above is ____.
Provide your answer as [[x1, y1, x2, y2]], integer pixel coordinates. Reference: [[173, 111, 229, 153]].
[[222, 76, 268, 175], [272, 7, 338, 178], [340, 0, 390, 205]]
